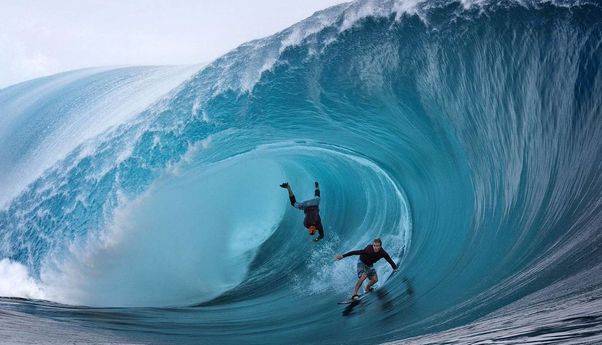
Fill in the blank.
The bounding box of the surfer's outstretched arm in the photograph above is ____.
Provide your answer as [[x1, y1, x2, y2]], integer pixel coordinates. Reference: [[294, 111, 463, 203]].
[[382, 250, 399, 270], [335, 250, 362, 260]]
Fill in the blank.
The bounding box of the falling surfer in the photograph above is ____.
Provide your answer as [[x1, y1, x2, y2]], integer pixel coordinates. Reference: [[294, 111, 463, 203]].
[[280, 181, 324, 242], [335, 238, 399, 302]]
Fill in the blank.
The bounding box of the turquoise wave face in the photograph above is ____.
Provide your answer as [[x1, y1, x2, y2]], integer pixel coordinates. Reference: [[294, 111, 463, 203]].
[[1, 1, 602, 344]]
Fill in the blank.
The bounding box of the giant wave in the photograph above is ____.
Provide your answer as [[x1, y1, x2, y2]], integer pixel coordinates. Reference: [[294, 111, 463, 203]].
[[1, 0, 602, 344]]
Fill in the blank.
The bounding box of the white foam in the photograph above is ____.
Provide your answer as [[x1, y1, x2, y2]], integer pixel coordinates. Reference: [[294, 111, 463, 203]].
[[0, 259, 45, 299], [216, 0, 574, 97], [207, 0, 438, 96]]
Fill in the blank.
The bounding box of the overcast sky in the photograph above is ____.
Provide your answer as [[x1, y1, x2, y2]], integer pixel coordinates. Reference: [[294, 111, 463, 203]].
[[0, 0, 347, 88]]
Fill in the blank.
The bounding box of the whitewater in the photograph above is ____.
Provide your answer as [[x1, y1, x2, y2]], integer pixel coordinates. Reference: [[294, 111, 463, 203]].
[[1, 0, 602, 344]]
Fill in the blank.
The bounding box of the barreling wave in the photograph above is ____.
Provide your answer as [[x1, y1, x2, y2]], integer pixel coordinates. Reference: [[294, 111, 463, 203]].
[[1, 0, 601, 344]]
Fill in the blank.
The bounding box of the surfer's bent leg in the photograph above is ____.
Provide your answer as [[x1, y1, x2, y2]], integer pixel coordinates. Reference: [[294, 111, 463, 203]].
[[280, 182, 296, 206], [353, 261, 370, 296], [365, 271, 378, 292], [353, 273, 368, 297]]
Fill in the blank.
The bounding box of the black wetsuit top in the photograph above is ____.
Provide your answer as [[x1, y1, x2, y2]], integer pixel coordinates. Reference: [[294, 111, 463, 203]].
[[342, 245, 397, 269], [289, 187, 323, 239]]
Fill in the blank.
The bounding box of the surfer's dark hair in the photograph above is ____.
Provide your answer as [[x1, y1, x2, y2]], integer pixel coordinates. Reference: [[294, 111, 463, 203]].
[[373, 238, 382, 245]]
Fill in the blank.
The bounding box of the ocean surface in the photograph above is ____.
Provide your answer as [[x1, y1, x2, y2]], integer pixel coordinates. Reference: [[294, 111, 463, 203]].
[[1, 1, 602, 344]]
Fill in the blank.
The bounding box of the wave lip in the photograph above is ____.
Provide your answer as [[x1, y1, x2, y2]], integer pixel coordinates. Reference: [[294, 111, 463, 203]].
[[0, 65, 200, 208]]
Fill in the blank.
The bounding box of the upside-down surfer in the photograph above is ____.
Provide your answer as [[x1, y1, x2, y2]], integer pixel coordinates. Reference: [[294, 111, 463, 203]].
[[280, 181, 324, 242], [336, 238, 398, 301]]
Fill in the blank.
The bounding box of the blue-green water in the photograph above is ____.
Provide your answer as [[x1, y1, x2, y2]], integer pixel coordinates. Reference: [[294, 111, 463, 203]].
[[1, 1, 602, 344]]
